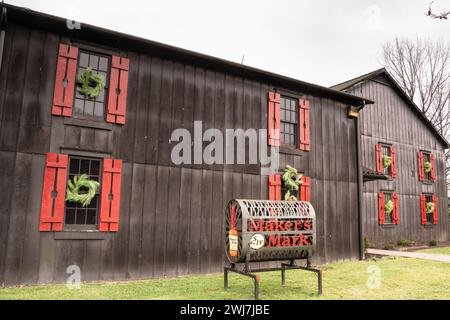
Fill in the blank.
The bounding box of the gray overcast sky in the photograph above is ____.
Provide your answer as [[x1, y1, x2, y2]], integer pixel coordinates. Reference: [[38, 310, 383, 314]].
[[6, 0, 450, 87]]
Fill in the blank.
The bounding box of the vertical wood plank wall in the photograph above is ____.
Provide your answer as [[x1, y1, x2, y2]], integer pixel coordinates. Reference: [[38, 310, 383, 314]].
[[347, 79, 448, 247], [0, 23, 360, 286]]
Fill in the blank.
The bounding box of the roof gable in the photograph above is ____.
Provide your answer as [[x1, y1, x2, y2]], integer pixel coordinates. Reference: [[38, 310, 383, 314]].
[[331, 68, 449, 148]]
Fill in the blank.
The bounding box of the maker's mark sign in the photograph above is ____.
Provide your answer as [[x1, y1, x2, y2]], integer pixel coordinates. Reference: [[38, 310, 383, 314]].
[[225, 199, 316, 263]]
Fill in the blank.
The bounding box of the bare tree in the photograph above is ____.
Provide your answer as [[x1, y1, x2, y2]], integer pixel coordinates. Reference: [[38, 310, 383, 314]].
[[425, 1, 450, 20], [381, 36, 450, 186]]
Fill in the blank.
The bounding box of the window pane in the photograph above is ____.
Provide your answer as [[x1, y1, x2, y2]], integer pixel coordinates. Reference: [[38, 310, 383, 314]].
[[90, 159, 100, 176], [88, 196, 98, 209], [79, 53, 89, 68], [89, 55, 99, 69], [86, 210, 97, 225], [84, 100, 94, 116], [80, 159, 90, 174], [74, 99, 84, 114], [65, 209, 76, 224], [99, 57, 109, 72], [66, 201, 76, 209], [77, 67, 86, 78], [94, 103, 104, 118], [96, 90, 105, 103], [98, 72, 108, 86], [69, 158, 79, 174], [75, 89, 84, 99], [75, 210, 85, 225]]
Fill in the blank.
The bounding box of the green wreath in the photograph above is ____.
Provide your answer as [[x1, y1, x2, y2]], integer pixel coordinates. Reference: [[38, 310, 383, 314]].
[[424, 161, 432, 173], [77, 68, 105, 98], [384, 200, 394, 214], [282, 165, 303, 201], [426, 202, 435, 214], [383, 155, 392, 168], [66, 174, 100, 207]]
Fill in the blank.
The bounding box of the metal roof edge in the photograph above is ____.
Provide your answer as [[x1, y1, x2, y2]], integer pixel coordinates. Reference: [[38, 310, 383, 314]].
[[1, 3, 374, 107]]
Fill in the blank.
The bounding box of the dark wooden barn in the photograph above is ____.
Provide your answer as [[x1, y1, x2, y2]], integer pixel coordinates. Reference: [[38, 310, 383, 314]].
[[333, 69, 449, 248], [0, 4, 373, 286]]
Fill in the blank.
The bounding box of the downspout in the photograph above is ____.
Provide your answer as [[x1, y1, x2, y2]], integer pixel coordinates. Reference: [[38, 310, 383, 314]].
[[0, 6, 7, 75], [355, 101, 365, 260]]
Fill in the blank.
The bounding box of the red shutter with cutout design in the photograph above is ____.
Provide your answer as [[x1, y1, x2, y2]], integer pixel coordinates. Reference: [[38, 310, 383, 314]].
[[418, 151, 425, 182], [392, 192, 399, 225], [39, 153, 68, 231], [99, 159, 123, 232], [390, 146, 397, 178], [376, 144, 383, 174], [420, 194, 427, 225], [52, 44, 79, 117], [300, 176, 311, 202], [430, 153, 436, 182], [267, 92, 280, 147], [432, 195, 438, 225], [378, 192, 385, 225], [268, 175, 281, 200], [107, 56, 130, 124], [298, 99, 310, 151]]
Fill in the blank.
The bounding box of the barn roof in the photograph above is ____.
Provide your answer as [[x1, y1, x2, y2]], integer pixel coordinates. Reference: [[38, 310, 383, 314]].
[[0, 3, 373, 108], [331, 68, 449, 148]]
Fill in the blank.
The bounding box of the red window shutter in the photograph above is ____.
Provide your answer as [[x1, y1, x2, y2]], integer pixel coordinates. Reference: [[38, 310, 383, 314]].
[[300, 176, 311, 202], [268, 175, 281, 200], [420, 194, 427, 225], [376, 144, 383, 173], [392, 192, 399, 224], [100, 159, 122, 232], [298, 99, 311, 151], [39, 153, 68, 232], [99, 159, 123, 232], [418, 151, 425, 182], [267, 92, 280, 147], [52, 44, 79, 117], [432, 195, 439, 225], [378, 192, 385, 225], [107, 56, 130, 124], [430, 153, 436, 182], [390, 146, 397, 178]]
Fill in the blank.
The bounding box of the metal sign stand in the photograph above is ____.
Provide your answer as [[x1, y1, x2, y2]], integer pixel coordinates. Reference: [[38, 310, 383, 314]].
[[224, 259, 323, 300]]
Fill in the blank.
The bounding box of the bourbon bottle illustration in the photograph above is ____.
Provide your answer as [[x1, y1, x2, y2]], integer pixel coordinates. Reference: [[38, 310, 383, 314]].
[[229, 205, 238, 257]]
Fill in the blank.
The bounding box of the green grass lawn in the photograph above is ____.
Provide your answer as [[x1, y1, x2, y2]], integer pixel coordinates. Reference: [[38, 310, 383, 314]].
[[0, 257, 449, 300], [416, 247, 450, 255]]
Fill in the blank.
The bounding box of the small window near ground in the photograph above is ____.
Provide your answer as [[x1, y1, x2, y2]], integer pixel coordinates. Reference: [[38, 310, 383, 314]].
[[280, 96, 298, 147], [74, 50, 110, 120], [65, 156, 102, 230]]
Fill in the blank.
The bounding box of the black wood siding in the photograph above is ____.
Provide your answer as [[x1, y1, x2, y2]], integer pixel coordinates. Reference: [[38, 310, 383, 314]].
[[346, 79, 448, 247], [0, 23, 360, 286]]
